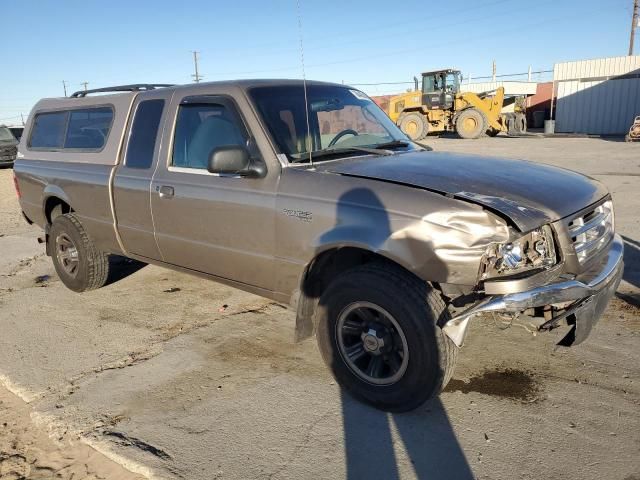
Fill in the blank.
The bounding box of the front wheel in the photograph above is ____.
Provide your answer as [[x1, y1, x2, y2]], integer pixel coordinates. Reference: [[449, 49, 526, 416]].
[[315, 263, 458, 412], [456, 108, 486, 139]]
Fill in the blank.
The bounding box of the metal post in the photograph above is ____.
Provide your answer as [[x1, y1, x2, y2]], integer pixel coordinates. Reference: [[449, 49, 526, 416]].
[[528, 66, 532, 81], [549, 80, 555, 120], [630, 0, 639, 55], [191, 51, 202, 83], [492, 60, 496, 82], [62, 80, 68, 97]]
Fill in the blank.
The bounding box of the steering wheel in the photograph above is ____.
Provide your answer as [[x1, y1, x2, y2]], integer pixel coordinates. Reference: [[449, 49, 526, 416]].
[[328, 129, 358, 147]]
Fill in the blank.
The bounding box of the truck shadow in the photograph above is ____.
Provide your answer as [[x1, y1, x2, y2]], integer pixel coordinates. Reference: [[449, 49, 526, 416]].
[[341, 392, 473, 479], [104, 255, 147, 286], [315, 187, 473, 479]]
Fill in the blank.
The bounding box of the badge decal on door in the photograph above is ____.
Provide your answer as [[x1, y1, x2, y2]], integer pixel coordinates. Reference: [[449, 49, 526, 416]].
[[282, 208, 313, 223]]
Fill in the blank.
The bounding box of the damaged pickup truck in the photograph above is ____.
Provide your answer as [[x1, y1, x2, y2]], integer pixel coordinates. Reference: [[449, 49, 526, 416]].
[[14, 81, 624, 411]]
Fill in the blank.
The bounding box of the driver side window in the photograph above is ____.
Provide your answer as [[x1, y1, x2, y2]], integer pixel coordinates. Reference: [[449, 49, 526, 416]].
[[172, 100, 248, 170]]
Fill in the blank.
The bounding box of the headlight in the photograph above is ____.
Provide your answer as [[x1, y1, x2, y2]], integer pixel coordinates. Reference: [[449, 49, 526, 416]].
[[480, 225, 557, 280]]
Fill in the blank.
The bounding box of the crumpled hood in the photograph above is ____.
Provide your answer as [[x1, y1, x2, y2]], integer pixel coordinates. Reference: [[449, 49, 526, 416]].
[[318, 150, 608, 232]]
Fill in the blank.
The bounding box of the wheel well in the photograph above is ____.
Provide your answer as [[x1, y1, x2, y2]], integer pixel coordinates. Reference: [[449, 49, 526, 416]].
[[294, 247, 414, 341], [44, 197, 72, 225], [400, 107, 426, 116]]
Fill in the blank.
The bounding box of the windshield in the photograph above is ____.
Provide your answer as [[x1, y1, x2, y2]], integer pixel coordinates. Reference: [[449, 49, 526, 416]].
[[250, 85, 411, 162], [0, 127, 16, 143]]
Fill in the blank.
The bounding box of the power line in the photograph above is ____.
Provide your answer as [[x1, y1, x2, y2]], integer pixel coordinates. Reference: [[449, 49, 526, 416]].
[[0, 114, 24, 122], [207, 3, 609, 80]]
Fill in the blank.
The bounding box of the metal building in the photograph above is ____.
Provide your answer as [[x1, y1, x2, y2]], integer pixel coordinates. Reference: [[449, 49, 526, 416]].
[[554, 56, 640, 135]]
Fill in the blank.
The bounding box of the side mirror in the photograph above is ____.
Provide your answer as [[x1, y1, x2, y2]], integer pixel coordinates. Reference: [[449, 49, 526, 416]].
[[207, 145, 263, 177]]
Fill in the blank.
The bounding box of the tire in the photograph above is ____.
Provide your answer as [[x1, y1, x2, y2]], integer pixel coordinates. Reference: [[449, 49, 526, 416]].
[[315, 263, 458, 412], [398, 112, 428, 141], [49, 213, 110, 292], [515, 112, 527, 133], [455, 108, 487, 139]]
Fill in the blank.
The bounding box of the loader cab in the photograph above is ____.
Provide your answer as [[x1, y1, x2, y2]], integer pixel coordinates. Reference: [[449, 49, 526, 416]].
[[421, 69, 461, 111]]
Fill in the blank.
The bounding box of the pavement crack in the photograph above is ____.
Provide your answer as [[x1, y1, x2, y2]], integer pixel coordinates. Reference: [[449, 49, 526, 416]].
[[40, 346, 166, 403], [71, 346, 164, 384], [227, 302, 284, 317], [102, 430, 172, 461], [267, 409, 333, 480]]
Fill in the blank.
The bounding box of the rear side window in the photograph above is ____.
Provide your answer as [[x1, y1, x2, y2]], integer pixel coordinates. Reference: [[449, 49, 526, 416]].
[[29, 111, 68, 148], [29, 106, 114, 151], [125, 99, 165, 169], [64, 107, 113, 149]]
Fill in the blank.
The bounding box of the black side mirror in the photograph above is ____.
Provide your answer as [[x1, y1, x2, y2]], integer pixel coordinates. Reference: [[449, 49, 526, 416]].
[[207, 145, 263, 177]]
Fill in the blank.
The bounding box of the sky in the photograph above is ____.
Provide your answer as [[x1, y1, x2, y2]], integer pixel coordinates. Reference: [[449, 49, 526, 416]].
[[0, 0, 636, 124]]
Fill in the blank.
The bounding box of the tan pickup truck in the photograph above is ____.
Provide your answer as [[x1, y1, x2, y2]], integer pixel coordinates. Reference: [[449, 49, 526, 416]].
[[13, 81, 624, 411]]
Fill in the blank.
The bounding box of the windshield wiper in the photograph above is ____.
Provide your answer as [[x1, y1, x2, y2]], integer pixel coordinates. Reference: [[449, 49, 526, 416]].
[[370, 140, 410, 150], [290, 146, 393, 163]]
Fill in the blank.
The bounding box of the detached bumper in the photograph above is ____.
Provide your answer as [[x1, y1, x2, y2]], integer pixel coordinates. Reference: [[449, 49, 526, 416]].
[[443, 234, 625, 346]]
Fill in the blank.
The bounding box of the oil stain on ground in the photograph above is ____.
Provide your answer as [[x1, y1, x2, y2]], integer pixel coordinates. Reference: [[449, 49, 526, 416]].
[[445, 368, 542, 402]]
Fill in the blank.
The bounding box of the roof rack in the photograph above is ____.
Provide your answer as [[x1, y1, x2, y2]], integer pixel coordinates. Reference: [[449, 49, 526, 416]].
[[70, 84, 175, 98]]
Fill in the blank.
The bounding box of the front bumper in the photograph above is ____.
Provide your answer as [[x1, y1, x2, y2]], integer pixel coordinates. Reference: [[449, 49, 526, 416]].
[[443, 234, 625, 346]]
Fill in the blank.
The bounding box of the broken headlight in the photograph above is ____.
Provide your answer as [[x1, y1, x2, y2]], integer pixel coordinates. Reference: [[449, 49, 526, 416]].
[[480, 225, 557, 280]]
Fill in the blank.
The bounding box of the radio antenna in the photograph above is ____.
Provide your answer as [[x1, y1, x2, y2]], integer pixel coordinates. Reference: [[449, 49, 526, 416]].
[[295, 0, 313, 166]]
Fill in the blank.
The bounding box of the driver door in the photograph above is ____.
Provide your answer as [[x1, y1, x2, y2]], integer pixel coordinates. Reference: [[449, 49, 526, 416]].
[[150, 94, 278, 291]]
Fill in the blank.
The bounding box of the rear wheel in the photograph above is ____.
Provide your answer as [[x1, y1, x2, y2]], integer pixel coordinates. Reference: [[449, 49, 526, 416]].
[[398, 112, 428, 141], [315, 263, 457, 412], [456, 108, 486, 139], [49, 213, 110, 292]]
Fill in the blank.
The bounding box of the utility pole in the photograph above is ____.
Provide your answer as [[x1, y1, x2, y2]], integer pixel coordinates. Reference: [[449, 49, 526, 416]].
[[191, 51, 203, 83], [62, 80, 68, 97], [631, 0, 639, 55], [80, 81, 89, 92], [492, 60, 496, 82]]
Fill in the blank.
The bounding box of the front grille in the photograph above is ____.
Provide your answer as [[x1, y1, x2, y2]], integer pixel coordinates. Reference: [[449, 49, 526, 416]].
[[0, 146, 17, 161], [567, 200, 614, 263]]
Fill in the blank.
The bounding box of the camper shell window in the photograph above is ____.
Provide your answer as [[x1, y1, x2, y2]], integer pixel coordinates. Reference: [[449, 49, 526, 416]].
[[29, 106, 114, 151]]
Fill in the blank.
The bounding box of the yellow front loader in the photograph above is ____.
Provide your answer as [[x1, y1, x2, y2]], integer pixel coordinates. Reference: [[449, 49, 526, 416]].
[[388, 69, 526, 140]]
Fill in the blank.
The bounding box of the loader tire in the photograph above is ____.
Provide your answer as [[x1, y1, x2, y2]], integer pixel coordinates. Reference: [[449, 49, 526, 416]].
[[515, 113, 527, 134], [399, 112, 428, 141], [49, 213, 110, 292], [505, 113, 517, 135], [456, 108, 487, 139]]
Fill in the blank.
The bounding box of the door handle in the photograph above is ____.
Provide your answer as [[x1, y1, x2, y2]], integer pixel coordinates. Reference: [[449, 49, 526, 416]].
[[157, 185, 174, 198]]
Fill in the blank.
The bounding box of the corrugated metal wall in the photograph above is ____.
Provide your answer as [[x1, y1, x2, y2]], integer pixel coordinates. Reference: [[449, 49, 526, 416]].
[[554, 56, 640, 135], [554, 56, 640, 81]]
